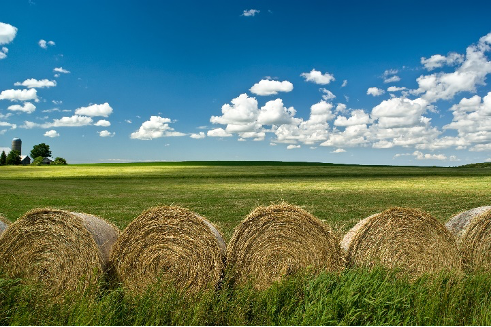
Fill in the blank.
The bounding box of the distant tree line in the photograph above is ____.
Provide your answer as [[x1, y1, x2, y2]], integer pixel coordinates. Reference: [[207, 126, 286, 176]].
[[0, 143, 67, 166]]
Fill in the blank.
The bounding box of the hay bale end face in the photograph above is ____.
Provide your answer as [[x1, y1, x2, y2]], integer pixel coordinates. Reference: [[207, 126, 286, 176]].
[[227, 203, 345, 290], [447, 206, 491, 271], [0, 208, 120, 296], [445, 206, 491, 239], [0, 214, 10, 235], [342, 207, 461, 276], [110, 206, 226, 294]]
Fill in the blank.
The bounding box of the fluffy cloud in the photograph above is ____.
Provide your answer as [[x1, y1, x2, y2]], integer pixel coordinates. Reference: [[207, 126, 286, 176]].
[[334, 110, 371, 127], [250, 79, 293, 96], [301, 69, 335, 85], [412, 32, 491, 103], [22, 115, 93, 129], [190, 132, 206, 139], [257, 98, 297, 125], [341, 80, 348, 87], [0, 46, 7, 60], [207, 128, 232, 137], [382, 69, 400, 83], [38, 39, 55, 49], [0, 88, 38, 102], [44, 130, 59, 138], [387, 86, 407, 92], [421, 52, 464, 71], [332, 148, 346, 153], [94, 119, 111, 127], [98, 130, 115, 137], [14, 79, 57, 88], [367, 87, 385, 96], [413, 151, 447, 160], [442, 92, 491, 151], [0, 121, 17, 129], [53, 67, 70, 74], [75, 103, 113, 117], [211, 94, 258, 125], [242, 9, 260, 16], [0, 22, 17, 45], [287, 144, 300, 150], [320, 88, 336, 100], [8, 102, 36, 113], [371, 97, 428, 128], [130, 116, 185, 140]]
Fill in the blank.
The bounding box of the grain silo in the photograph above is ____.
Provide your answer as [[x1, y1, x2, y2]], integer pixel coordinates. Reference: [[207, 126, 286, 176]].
[[11, 138, 22, 155]]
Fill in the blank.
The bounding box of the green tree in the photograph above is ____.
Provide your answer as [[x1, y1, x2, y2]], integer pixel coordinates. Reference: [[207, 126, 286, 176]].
[[0, 151, 6, 165], [30, 143, 52, 159], [6, 150, 21, 165], [31, 156, 45, 166], [53, 157, 67, 165]]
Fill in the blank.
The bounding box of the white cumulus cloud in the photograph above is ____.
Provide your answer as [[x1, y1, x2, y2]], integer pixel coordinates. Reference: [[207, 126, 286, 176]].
[[99, 130, 115, 137], [287, 144, 301, 150], [250, 79, 293, 96], [75, 103, 113, 117], [301, 69, 335, 85], [0, 22, 17, 45], [242, 9, 260, 16], [367, 87, 385, 96], [53, 67, 70, 74], [421, 52, 464, 71], [0, 88, 38, 102], [130, 116, 185, 140], [413, 151, 447, 160], [94, 119, 111, 127], [207, 128, 232, 137], [257, 98, 297, 125], [320, 88, 336, 100], [190, 132, 206, 139], [14, 79, 57, 88], [8, 102, 36, 113], [44, 130, 59, 138]]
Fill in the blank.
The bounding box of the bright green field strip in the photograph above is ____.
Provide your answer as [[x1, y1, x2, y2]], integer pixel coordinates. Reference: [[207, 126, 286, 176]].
[[1, 163, 490, 240], [0, 162, 488, 179]]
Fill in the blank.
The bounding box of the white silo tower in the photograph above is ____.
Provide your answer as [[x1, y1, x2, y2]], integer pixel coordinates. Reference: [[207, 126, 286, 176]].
[[11, 138, 22, 155]]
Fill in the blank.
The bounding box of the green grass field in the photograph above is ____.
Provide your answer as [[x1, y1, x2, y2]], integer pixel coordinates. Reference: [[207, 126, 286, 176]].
[[1, 162, 491, 325]]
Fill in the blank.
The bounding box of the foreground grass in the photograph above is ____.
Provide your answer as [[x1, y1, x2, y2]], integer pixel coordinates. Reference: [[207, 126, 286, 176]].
[[1, 162, 491, 325], [2, 268, 491, 325]]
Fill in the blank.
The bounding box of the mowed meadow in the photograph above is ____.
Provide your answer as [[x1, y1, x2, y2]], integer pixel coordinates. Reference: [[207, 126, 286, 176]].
[[1, 162, 491, 325]]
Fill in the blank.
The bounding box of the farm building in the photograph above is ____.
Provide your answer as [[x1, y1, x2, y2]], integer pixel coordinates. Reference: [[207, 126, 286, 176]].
[[1, 138, 31, 165]]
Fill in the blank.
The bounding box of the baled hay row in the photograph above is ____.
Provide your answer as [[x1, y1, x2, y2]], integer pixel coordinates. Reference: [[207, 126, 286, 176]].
[[111, 206, 226, 294], [0, 208, 120, 296], [227, 203, 345, 290], [0, 214, 10, 235], [342, 207, 461, 277], [447, 207, 491, 271], [445, 206, 491, 239]]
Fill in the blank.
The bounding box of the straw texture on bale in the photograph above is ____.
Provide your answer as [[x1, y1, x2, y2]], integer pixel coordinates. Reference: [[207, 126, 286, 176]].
[[110, 206, 226, 293], [0, 208, 120, 296], [341, 207, 461, 276], [0, 214, 9, 235], [227, 203, 345, 290], [446, 206, 491, 271]]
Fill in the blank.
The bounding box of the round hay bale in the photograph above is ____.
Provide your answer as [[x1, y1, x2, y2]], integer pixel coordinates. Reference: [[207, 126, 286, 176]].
[[0, 214, 10, 235], [341, 207, 461, 276], [110, 206, 226, 293], [447, 206, 491, 271], [445, 206, 491, 239], [226, 203, 345, 290], [0, 208, 120, 296]]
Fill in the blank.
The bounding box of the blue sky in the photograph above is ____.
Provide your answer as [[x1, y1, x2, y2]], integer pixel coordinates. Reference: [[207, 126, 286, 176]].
[[1, 0, 491, 165]]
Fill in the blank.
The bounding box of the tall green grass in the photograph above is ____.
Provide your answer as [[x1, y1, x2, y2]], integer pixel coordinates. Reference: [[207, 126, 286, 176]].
[[2, 268, 491, 325]]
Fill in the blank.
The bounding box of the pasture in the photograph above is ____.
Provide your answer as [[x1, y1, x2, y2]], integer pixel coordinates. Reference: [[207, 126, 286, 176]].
[[1, 162, 491, 325]]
